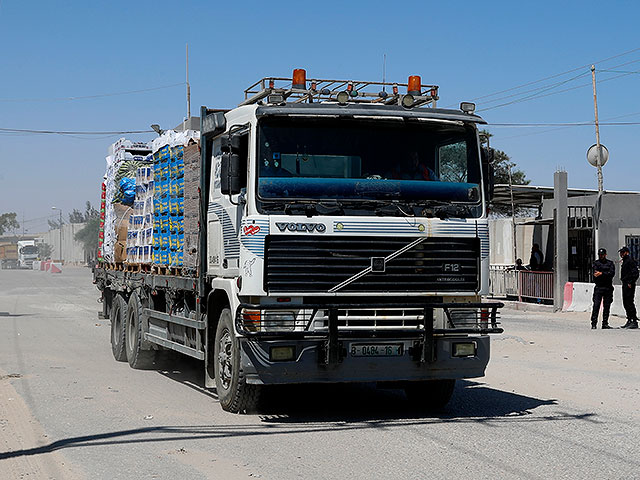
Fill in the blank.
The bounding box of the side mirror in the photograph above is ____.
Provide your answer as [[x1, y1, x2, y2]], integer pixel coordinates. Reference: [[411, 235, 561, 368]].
[[481, 147, 495, 201], [220, 153, 241, 195], [201, 111, 226, 139]]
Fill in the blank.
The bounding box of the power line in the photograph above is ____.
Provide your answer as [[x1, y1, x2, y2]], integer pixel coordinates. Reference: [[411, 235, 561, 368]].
[[477, 65, 640, 113], [489, 121, 640, 127], [0, 127, 153, 135], [0, 82, 186, 103], [476, 71, 591, 111], [456, 46, 640, 106]]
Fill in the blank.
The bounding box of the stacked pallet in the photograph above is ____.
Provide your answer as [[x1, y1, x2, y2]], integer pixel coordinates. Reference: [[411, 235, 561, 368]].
[[150, 129, 199, 268], [101, 138, 152, 263], [152, 145, 185, 266], [126, 166, 155, 264], [182, 143, 200, 271]]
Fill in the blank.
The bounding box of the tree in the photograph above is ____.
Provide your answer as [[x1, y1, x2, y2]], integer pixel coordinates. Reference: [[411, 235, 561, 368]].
[[38, 243, 53, 259], [74, 202, 100, 261], [0, 212, 20, 235], [48, 218, 64, 230], [480, 130, 530, 216], [69, 201, 98, 224], [75, 217, 100, 261]]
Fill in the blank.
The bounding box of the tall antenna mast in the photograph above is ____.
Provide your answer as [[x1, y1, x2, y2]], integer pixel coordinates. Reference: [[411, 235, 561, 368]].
[[382, 53, 386, 92], [186, 43, 191, 119]]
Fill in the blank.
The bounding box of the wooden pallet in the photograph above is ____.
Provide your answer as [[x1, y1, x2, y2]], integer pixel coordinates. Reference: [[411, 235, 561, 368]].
[[105, 262, 124, 271], [124, 263, 142, 273], [151, 265, 182, 276]]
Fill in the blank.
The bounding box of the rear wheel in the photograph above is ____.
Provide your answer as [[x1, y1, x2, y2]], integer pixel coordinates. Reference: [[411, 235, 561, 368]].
[[110, 294, 128, 362], [214, 308, 260, 413], [404, 379, 456, 410], [125, 291, 157, 369]]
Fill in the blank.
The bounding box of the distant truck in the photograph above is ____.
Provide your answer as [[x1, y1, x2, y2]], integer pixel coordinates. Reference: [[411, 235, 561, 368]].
[[0, 243, 18, 269], [94, 69, 503, 413], [17, 240, 38, 269]]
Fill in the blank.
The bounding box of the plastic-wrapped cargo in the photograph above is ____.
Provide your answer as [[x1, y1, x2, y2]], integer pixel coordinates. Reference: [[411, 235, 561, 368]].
[[100, 138, 151, 263], [126, 165, 155, 264], [151, 129, 199, 268], [182, 143, 201, 270]]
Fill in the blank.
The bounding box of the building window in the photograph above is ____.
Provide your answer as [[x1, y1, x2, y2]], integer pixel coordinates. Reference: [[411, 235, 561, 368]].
[[625, 235, 640, 261]]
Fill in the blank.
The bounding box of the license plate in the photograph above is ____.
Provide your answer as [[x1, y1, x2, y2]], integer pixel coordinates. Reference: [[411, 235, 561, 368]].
[[350, 343, 403, 357]]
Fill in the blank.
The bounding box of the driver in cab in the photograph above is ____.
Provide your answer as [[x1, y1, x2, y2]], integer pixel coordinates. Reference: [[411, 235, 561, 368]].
[[391, 152, 438, 181]]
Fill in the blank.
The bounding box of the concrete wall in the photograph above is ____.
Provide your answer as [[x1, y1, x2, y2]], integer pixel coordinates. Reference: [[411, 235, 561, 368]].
[[489, 218, 535, 265], [40, 223, 87, 264]]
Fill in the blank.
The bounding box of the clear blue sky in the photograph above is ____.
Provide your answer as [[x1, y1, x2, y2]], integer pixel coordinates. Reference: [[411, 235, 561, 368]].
[[1, 0, 639, 233]]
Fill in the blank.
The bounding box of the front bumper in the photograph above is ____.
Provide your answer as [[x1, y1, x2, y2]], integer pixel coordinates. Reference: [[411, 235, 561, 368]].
[[241, 334, 491, 385], [236, 300, 502, 385]]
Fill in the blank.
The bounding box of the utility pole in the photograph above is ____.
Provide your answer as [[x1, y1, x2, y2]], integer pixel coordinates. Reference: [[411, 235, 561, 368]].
[[591, 65, 606, 254], [186, 43, 191, 120], [508, 162, 518, 264], [591, 65, 603, 194], [52, 207, 63, 263]]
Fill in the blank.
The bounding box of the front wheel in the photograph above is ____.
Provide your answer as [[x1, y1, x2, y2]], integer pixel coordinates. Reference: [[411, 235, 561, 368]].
[[214, 308, 260, 413], [404, 379, 456, 410]]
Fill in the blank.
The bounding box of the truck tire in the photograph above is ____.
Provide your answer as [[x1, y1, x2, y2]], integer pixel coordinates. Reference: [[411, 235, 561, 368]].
[[110, 294, 128, 362], [125, 291, 156, 369], [214, 308, 260, 413], [404, 379, 456, 410]]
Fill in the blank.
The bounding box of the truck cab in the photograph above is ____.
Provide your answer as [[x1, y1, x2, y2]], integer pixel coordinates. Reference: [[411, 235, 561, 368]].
[[17, 240, 38, 269], [200, 70, 502, 411]]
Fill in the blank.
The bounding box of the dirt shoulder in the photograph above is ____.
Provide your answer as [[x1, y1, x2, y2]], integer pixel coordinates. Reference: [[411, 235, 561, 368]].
[[0, 368, 83, 480]]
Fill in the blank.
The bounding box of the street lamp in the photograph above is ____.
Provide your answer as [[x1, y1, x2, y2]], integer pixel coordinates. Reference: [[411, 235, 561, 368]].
[[51, 207, 63, 263]]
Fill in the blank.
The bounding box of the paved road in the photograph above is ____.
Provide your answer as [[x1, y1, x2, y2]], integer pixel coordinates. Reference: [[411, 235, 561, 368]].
[[1, 267, 640, 479]]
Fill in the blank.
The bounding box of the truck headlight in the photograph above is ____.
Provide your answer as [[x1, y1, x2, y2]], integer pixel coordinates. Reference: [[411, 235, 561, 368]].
[[452, 342, 476, 357], [263, 311, 296, 332], [240, 309, 298, 332]]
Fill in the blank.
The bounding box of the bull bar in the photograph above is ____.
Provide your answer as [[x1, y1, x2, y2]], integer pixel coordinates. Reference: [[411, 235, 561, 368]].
[[235, 301, 503, 365]]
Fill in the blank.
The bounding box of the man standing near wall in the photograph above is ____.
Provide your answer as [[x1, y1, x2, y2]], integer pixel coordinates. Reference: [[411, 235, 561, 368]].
[[591, 248, 615, 329], [618, 246, 639, 329]]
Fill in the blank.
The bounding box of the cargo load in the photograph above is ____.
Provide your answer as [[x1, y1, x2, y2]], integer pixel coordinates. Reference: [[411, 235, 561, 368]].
[[150, 129, 199, 268], [100, 138, 152, 263]]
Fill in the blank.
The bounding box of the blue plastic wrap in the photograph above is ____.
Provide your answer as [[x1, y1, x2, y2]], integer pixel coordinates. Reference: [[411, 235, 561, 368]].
[[119, 177, 136, 205]]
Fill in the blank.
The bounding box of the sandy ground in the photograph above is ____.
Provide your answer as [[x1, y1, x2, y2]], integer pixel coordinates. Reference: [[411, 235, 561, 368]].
[[1, 267, 640, 479]]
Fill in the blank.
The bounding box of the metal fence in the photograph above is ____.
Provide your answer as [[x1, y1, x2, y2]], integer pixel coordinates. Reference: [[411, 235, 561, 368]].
[[489, 265, 554, 302]]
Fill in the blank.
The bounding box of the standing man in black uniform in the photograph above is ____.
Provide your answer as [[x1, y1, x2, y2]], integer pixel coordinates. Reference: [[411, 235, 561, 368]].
[[618, 246, 639, 329], [591, 248, 615, 329]]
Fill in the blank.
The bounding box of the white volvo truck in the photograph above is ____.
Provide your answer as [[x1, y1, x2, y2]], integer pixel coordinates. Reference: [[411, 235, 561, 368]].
[[17, 240, 38, 269], [94, 69, 502, 413]]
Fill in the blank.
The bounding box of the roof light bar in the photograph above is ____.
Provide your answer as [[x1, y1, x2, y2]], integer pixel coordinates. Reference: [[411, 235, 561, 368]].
[[460, 102, 476, 114], [292, 69, 306, 89], [407, 75, 421, 96]]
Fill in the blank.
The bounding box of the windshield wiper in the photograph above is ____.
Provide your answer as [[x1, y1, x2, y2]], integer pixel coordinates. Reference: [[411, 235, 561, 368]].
[[429, 203, 473, 219], [260, 200, 344, 217], [374, 201, 417, 217]]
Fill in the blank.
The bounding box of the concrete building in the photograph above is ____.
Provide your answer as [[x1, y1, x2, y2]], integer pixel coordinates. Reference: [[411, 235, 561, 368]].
[[490, 174, 640, 308], [40, 223, 88, 264]]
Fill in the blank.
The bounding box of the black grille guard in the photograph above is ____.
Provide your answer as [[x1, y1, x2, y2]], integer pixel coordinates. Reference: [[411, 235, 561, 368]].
[[235, 301, 503, 364]]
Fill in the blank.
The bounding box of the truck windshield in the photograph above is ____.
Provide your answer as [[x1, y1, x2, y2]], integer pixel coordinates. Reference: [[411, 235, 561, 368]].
[[256, 117, 482, 216], [21, 246, 38, 255]]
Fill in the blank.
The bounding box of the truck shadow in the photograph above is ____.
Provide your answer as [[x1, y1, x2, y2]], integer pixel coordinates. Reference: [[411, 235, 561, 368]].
[[257, 380, 561, 422], [157, 357, 564, 421]]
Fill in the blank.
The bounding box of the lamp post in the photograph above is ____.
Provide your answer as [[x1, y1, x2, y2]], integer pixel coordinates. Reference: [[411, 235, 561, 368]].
[[51, 207, 63, 263]]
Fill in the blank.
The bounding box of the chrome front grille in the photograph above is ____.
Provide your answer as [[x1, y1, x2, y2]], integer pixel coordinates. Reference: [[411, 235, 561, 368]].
[[265, 235, 480, 293]]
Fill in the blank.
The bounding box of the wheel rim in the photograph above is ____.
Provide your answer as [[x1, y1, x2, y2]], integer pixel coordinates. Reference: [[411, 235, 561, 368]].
[[127, 309, 136, 353], [217, 329, 233, 390], [112, 305, 120, 344]]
